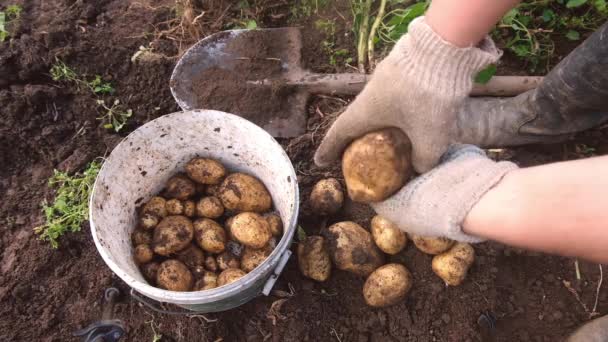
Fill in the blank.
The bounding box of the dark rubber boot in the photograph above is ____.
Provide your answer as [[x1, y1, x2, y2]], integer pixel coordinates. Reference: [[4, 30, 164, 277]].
[[457, 22, 608, 147], [567, 315, 608, 342]]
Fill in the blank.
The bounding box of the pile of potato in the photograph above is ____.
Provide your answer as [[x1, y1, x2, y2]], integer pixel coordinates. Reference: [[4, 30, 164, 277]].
[[131, 157, 282, 292]]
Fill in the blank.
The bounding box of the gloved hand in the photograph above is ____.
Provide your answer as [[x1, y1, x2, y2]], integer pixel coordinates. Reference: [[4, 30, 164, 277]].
[[314, 17, 501, 173], [372, 144, 518, 242]]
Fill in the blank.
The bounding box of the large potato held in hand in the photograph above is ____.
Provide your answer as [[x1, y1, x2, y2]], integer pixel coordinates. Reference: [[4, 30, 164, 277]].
[[217, 268, 246, 287], [309, 178, 344, 215], [342, 128, 413, 203], [412, 235, 455, 255], [219, 173, 272, 212], [432, 243, 475, 286], [186, 157, 226, 185], [156, 259, 193, 291], [230, 212, 271, 249], [193, 218, 226, 253], [241, 245, 272, 273], [165, 175, 196, 200], [142, 196, 168, 218], [325, 221, 384, 276], [152, 215, 194, 256], [297, 236, 332, 282], [371, 215, 407, 255], [363, 263, 412, 307]]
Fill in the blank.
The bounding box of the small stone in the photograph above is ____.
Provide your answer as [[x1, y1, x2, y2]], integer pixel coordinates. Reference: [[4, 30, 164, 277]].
[[441, 313, 451, 324]]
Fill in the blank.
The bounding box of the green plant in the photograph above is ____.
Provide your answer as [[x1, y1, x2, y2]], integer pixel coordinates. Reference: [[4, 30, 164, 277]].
[[88, 75, 115, 94], [291, 0, 329, 19], [315, 19, 351, 66], [51, 60, 116, 95], [0, 4, 22, 42], [97, 99, 133, 132], [35, 161, 102, 248], [50, 60, 80, 82]]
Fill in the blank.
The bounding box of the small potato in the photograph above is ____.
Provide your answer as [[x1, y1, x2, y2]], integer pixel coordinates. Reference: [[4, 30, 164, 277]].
[[186, 157, 226, 185], [166, 199, 184, 215], [194, 271, 219, 291], [196, 196, 224, 218], [411, 235, 455, 255], [132, 229, 152, 246], [141, 262, 160, 284], [183, 200, 196, 217], [297, 236, 331, 282], [165, 175, 196, 200], [193, 218, 226, 253], [175, 244, 206, 268], [142, 196, 167, 218], [342, 128, 413, 203], [217, 251, 241, 271], [134, 244, 154, 264], [370, 215, 407, 255], [219, 173, 272, 212], [432, 243, 475, 286], [156, 259, 193, 291], [363, 263, 412, 307], [265, 213, 283, 237], [140, 213, 159, 230], [191, 265, 206, 279], [217, 268, 246, 287], [152, 215, 194, 256], [226, 240, 244, 258], [309, 178, 344, 215], [206, 184, 221, 197], [241, 245, 272, 273], [230, 212, 271, 249], [204, 255, 218, 272], [324, 221, 384, 276]]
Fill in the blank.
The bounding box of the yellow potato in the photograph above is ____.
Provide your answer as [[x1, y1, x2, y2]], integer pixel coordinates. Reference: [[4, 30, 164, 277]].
[[156, 259, 193, 291], [165, 175, 196, 200], [241, 245, 273, 273], [142, 196, 167, 218], [217, 268, 246, 287], [325, 221, 385, 276], [229, 212, 271, 249], [432, 243, 475, 286], [309, 178, 344, 215], [363, 263, 412, 307], [183, 200, 196, 217], [196, 196, 224, 218], [152, 215, 194, 256], [140, 213, 159, 230], [175, 244, 206, 268], [297, 236, 331, 282], [134, 244, 154, 264], [217, 251, 241, 271], [219, 173, 272, 212], [370, 215, 407, 255], [132, 229, 152, 246], [342, 128, 413, 203], [204, 255, 218, 272], [166, 199, 184, 215], [185, 157, 226, 185], [141, 262, 160, 284], [193, 218, 226, 253], [194, 271, 219, 291], [411, 235, 455, 255], [265, 213, 283, 237]]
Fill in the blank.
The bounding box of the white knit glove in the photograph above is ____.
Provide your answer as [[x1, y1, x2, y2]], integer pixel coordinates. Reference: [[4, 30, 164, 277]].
[[372, 144, 518, 242], [314, 17, 502, 173]]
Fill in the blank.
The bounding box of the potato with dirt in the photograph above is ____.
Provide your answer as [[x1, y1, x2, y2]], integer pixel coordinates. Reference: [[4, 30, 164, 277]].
[[411, 235, 455, 255], [363, 263, 412, 307], [183, 200, 196, 217], [132, 229, 152, 245], [156, 259, 193, 291], [140, 213, 159, 230], [166, 199, 184, 215], [309, 178, 344, 215], [194, 271, 219, 291], [175, 244, 205, 268], [324, 221, 384, 276], [134, 244, 154, 264], [152, 215, 194, 256], [186, 157, 226, 185], [432, 243, 475, 286], [229, 212, 271, 249], [241, 245, 273, 273], [342, 128, 413, 203], [265, 213, 283, 237], [196, 196, 224, 218], [370, 215, 407, 255], [297, 236, 332, 282], [165, 174, 196, 200], [141, 262, 160, 284], [142, 196, 168, 218], [217, 251, 241, 271], [218, 173, 272, 212], [204, 255, 218, 272], [217, 268, 246, 287], [193, 218, 226, 253]]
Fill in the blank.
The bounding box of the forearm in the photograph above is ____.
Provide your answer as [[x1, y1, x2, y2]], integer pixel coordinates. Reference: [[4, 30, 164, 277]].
[[464, 156, 608, 263], [426, 0, 520, 47]]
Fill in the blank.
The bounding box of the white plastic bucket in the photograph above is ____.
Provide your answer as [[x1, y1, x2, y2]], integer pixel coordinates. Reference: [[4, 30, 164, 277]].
[[89, 109, 299, 312]]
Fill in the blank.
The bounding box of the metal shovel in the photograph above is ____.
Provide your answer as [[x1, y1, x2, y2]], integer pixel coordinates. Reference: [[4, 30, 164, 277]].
[[170, 28, 542, 138]]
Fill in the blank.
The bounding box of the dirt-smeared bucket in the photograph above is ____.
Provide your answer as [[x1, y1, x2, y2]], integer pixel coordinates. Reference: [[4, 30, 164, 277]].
[[89, 110, 299, 312]]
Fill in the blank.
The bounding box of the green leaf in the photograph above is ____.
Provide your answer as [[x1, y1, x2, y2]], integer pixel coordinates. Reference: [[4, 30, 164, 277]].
[[103, 123, 114, 129], [566, 29, 581, 40], [595, 0, 607, 11], [567, 0, 588, 8], [297, 225, 307, 242], [245, 20, 257, 29], [475, 64, 497, 84], [501, 8, 519, 25], [542, 9, 555, 22]]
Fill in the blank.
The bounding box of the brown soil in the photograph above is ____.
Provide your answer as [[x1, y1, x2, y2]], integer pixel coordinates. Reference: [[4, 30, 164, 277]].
[[1, 1, 607, 341]]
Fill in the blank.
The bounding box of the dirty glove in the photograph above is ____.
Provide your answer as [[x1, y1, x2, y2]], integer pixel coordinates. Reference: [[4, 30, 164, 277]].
[[314, 17, 501, 173], [372, 144, 518, 242]]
